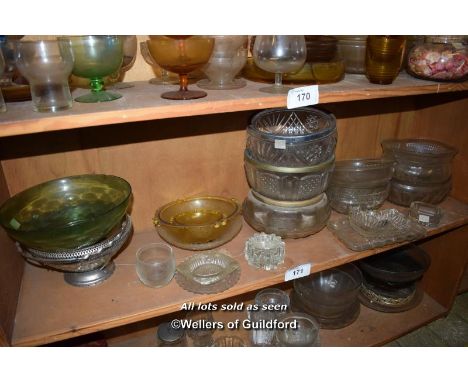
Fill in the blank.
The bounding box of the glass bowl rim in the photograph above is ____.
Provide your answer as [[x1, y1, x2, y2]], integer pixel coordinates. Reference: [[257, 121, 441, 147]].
[[0, 173, 132, 234]]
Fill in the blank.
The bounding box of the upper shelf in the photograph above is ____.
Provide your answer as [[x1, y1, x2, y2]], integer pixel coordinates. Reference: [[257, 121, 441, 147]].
[[1, 73, 467, 138]]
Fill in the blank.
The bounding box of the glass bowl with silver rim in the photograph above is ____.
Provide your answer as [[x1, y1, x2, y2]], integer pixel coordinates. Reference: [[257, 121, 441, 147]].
[[243, 190, 330, 238], [246, 107, 337, 167], [244, 149, 335, 201]]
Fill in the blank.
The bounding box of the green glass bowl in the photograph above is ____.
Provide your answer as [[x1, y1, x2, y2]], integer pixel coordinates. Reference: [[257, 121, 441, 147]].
[[0, 174, 132, 251]]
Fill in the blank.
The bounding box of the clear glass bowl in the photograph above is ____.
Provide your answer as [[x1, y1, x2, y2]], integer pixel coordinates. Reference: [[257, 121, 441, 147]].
[[388, 178, 452, 207], [154, 196, 242, 250], [330, 158, 394, 186], [246, 107, 337, 167], [292, 264, 363, 329], [326, 183, 390, 214], [407, 36, 468, 82], [244, 149, 335, 201], [0, 174, 132, 251], [243, 190, 330, 238], [275, 312, 320, 347], [254, 288, 290, 311], [244, 232, 285, 271], [382, 139, 457, 185]]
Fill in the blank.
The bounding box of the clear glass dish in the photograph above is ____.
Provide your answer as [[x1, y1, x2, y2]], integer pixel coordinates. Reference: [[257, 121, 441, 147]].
[[244, 232, 285, 271], [246, 107, 337, 167], [154, 196, 242, 250], [274, 312, 320, 347], [330, 158, 394, 186], [409, 201, 443, 227], [244, 149, 335, 201], [388, 178, 452, 207], [326, 183, 390, 214], [242, 190, 330, 238], [327, 211, 426, 251], [382, 139, 457, 185], [175, 250, 240, 294]]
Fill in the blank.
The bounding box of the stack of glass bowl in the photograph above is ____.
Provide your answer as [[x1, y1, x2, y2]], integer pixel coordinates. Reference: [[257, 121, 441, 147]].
[[326, 158, 395, 214], [382, 139, 457, 206], [243, 107, 337, 238]]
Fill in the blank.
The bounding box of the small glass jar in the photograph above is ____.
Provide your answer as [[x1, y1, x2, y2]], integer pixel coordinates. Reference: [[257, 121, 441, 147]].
[[336, 35, 367, 74], [157, 322, 187, 347], [407, 35, 468, 82], [365, 36, 406, 84], [409, 201, 442, 227]]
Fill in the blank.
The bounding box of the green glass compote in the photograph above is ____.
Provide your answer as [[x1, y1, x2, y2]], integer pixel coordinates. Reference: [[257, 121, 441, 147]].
[[61, 35, 124, 103]]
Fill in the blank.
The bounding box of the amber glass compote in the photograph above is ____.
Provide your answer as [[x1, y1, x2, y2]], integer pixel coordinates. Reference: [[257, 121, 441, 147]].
[[146, 35, 214, 100], [60, 35, 124, 103]]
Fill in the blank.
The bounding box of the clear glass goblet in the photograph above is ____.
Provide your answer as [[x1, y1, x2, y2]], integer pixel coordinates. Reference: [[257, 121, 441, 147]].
[[146, 35, 214, 100], [253, 35, 307, 94], [197, 35, 248, 90], [60, 35, 124, 103], [140, 40, 178, 85], [14, 40, 74, 112]]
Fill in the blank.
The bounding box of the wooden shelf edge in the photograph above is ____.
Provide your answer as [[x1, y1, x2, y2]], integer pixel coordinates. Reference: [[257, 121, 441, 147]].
[[1, 76, 467, 138], [11, 197, 468, 347]]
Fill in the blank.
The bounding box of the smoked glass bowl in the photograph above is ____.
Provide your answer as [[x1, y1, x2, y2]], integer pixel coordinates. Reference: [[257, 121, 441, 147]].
[[0, 174, 132, 251], [243, 190, 330, 238], [146, 35, 214, 100], [388, 178, 452, 207], [275, 312, 320, 347], [246, 107, 337, 167], [60, 35, 124, 103], [244, 149, 335, 201], [330, 158, 394, 186], [382, 139, 457, 185], [154, 196, 242, 250]]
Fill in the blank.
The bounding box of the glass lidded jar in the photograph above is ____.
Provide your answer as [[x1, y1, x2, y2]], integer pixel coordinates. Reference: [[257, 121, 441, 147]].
[[336, 35, 367, 74], [406, 35, 468, 82]]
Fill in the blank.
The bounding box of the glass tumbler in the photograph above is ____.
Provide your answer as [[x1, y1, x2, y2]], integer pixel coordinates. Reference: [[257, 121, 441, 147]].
[[186, 310, 215, 346], [14, 40, 74, 112], [136, 243, 176, 288], [197, 35, 248, 90], [365, 36, 406, 84]]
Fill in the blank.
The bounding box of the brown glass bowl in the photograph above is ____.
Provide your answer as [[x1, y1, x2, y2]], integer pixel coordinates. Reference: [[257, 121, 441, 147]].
[[154, 196, 242, 250]]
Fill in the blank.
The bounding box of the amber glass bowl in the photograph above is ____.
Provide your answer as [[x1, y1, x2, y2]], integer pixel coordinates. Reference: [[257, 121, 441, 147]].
[[0, 174, 132, 251], [154, 196, 242, 250], [366, 36, 406, 84]]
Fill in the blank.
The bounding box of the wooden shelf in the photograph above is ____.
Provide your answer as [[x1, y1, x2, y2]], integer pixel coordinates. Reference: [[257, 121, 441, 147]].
[[11, 197, 468, 346], [1, 73, 467, 138], [101, 292, 446, 347]]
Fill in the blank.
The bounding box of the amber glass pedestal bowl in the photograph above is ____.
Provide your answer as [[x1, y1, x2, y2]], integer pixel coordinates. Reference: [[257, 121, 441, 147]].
[[0, 174, 132, 251], [154, 196, 242, 250]]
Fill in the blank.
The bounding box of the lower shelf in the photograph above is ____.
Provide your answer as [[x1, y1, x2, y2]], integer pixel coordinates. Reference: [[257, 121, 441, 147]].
[[11, 197, 468, 346], [100, 292, 446, 347]]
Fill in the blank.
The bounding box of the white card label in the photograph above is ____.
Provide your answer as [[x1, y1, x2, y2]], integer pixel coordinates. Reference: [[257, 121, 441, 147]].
[[285, 263, 312, 282], [418, 214, 430, 223], [274, 139, 286, 149], [287, 85, 319, 109]]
